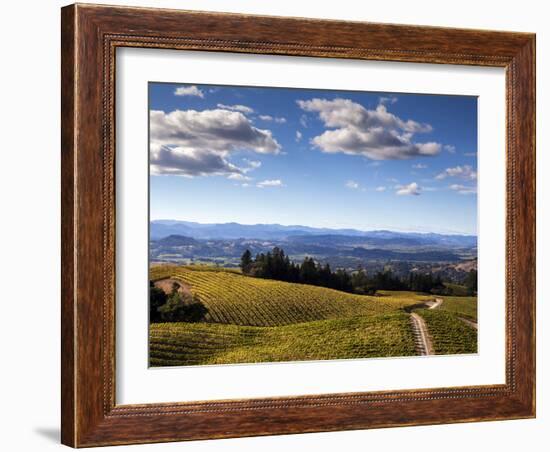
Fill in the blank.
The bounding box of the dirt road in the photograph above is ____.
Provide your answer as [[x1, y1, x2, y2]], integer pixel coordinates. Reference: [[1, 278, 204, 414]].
[[457, 316, 478, 329], [410, 312, 434, 356]]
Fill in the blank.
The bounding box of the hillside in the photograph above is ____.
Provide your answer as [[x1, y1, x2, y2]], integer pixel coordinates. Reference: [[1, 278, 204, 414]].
[[149, 266, 477, 366], [150, 314, 416, 366], [150, 265, 432, 327], [416, 309, 477, 354]]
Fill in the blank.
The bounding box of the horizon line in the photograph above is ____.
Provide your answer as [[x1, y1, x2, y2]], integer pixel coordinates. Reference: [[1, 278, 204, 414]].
[[150, 218, 478, 237]]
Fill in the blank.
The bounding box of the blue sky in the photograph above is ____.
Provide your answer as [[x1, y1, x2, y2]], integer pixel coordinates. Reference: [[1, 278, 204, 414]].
[[149, 83, 478, 235]]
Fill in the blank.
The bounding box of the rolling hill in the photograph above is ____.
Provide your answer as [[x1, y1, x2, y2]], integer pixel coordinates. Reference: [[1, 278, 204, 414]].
[[149, 266, 477, 366], [150, 265, 432, 327], [150, 314, 416, 366]]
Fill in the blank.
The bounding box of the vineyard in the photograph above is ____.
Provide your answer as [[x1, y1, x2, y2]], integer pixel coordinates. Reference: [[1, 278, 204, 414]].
[[149, 265, 478, 366], [150, 313, 416, 366], [150, 265, 432, 327], [416, 309, 477, 355], [438, 296, 478, 321]]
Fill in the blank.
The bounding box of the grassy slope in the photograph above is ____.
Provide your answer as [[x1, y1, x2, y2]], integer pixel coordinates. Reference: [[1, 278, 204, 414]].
[[150, 313, 416, 366], [149, 266, 478, 366], [438, 296, 478, 321], [417, 309, 477, 355], [150, 265, 432, 327]]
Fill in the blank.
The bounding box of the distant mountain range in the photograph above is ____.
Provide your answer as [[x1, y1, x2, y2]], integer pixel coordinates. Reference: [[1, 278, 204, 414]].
[[150, 220, 477, 247]]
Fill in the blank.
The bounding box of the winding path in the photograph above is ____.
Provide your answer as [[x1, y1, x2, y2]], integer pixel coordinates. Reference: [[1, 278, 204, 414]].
[[428, 298, 443, 310], [409, 297, 477, 356], [410, 312, 434, 356], [457, 316, 478, 329], [409, 297, 442, 356]]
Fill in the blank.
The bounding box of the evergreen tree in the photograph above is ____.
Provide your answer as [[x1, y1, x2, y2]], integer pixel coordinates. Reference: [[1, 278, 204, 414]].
[[465, 269, 478, 295], [240, 249, 252, 273]]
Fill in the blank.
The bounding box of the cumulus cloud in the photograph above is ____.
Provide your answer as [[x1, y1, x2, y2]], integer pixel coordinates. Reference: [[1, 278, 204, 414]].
[[150, 109, 280, 177], [296, 130, 302, 142], [300, 114, 308, 128], [436, 165, 477, 181], [257, 179, 284, 188], [346, 180, 360, 190], [297, 98, 440, 160], [375, 186, 387, 192], [444, 144, 456, 153], [216, 103, 254, 114], [396, 182, 421, 196], [174, 85, 204, 98], [149, 144, 243, 177], [412, 163, 428, 169], [450, 183, 477, 195], [259, 115, 287, 124]]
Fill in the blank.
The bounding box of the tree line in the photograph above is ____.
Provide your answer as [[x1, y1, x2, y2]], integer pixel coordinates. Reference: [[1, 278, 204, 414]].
[[240, 247, 354, 292], [241, 246, 477, 296]]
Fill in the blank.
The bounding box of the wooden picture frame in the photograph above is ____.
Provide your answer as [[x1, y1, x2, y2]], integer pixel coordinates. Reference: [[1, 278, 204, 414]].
[[61, 3, 535, 447]]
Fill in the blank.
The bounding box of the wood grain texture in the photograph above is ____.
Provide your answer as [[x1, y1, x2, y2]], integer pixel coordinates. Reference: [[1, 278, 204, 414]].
[[60, 5, 76, 447], [61, 3, 536, 447]]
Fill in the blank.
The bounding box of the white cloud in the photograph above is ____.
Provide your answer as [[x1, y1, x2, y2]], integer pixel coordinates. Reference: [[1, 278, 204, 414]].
[[150, 109, 280, 177], [297, 98, 440, 160], [257, 179, 284, 188], [242, 159, 262, 170], [450, 183, 477, 195], [259, 115, 286, 124], [396, 182, 421, 196], [174, 85, 204, 98], [436, 165, 477, 181], [375, 186, 386, 192], [379, 95, 398, 105], [444, 144, 456, 153], [149, 144, 243, 177], [464, 152, 477, 157], [216, 103, 254, 114], [412, 163, 428, 169], [295, 130, 303, 142], [227, 173, 251, 181], [300, 114, 308, 128], [346, 180, 360, 190]]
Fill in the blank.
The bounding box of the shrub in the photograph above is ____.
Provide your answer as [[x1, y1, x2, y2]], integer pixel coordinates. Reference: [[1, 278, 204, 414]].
[[157, 290, 208, 323], [149, 282, 167, 323]]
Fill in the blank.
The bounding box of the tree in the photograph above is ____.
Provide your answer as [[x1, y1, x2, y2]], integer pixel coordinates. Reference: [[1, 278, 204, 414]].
[[157, 290, 209, 323], [240, 249, 252, 274], [319, 263, 332, 288], [351, 267, 376, 294], [465, 269, 478, 295], [149, 281, 167, 323], [300, 257, 318, 284], [157, 290, 188, 322]]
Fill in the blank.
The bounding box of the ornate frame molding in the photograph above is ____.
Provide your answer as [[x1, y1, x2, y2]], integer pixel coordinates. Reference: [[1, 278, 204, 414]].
[[62, 4, 535, 447]]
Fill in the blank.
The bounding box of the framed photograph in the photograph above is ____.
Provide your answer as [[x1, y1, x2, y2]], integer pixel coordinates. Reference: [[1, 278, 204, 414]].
[[61, 4, 535, 447]]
